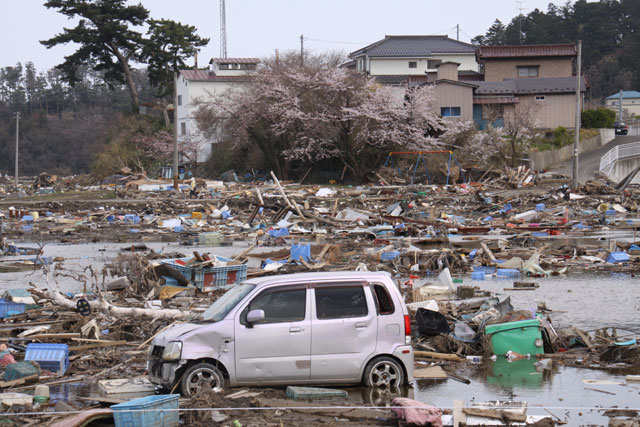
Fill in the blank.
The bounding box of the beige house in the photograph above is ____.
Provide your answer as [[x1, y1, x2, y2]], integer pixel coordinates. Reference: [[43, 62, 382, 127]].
[[605, 91, 640, 118], [431, 62, 477, 122], [476, 44, 577, 82]]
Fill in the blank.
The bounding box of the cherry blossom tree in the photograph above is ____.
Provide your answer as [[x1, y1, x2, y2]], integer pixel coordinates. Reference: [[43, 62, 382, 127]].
[[193, 52, 445, 181]]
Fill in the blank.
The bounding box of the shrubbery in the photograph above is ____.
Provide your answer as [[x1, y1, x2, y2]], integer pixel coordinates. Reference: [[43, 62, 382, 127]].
[[581, 108, 616, 129]]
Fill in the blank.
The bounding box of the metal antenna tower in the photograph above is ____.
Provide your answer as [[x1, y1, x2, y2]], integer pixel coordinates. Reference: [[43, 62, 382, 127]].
[[220, 0, 227, 58]]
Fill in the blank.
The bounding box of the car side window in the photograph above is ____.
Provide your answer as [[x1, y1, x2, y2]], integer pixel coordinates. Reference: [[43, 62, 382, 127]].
[[242, 288, 306, 325], [371, 283, 395, 315], [315, 286, 368, 320]]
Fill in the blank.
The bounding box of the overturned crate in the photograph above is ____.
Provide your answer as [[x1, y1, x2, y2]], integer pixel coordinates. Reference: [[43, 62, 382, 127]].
[[161, 256, 247, 292]]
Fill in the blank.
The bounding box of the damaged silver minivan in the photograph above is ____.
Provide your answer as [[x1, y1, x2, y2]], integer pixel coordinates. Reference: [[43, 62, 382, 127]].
[[147, 271, 414, 395]]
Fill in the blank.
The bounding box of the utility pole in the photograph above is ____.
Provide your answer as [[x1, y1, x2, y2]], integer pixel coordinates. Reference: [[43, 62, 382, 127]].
[[456, 24, 459, 41], [572, 40, 582, 190], [173, 72, 179, 190], [300, 34, 304, 67], [619, 90, 623, 121], [13, 112, 20, 187]]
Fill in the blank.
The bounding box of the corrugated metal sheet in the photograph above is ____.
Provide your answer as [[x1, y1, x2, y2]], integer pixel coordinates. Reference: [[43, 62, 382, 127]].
[[179, 70, 253, 82]]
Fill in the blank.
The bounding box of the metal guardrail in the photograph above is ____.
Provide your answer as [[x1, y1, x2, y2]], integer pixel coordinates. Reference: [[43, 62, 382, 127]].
[[600, 140, 640, 176]]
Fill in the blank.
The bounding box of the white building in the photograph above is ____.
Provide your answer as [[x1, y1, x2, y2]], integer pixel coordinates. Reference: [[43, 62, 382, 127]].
[[176, 58, 259, 162], [347, 35, 480, 84]]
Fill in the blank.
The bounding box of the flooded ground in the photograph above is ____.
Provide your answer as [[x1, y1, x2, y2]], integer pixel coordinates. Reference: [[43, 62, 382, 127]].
[[3, 240, 640, 425]]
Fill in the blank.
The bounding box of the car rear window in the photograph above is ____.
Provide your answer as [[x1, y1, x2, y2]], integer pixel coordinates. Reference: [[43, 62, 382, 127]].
[[371, 283, 395, 315], [315, 286, 368, 319]]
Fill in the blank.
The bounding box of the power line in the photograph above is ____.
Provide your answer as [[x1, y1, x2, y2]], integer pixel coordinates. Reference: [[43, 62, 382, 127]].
[[303, 36, 369, 45]]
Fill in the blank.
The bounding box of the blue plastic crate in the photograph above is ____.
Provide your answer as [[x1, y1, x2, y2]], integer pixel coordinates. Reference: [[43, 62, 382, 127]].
[[497, 268, 520, 278], [471, 271, 486, 280], [380, 251, 400, 261], [161, 256, 247, 292], [25, 343, 69, 375], [0, 299, 26, 318], [111, 394, 179, 427], [473, 266, 496, 275]]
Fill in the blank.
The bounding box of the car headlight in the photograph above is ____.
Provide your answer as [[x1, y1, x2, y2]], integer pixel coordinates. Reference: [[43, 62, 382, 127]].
[[162, 341, 182, 362]]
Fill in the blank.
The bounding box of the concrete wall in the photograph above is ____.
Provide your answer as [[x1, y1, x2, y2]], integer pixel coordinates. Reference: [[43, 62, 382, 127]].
[[610, 157, 640, 185], [369, 53, 478, 75], [483, 57, 573, 82], [529, 129, 612, 170]]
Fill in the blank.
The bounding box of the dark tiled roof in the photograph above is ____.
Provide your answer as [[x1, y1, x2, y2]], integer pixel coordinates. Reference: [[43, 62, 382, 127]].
[[209, 58, 260, 64], [374, 75, 409, 85], [476, 44, 577, 59], [475, 76, 586, 95], [350, 35, 476, 58], [180, 70, 253, 82], [459, 70, 484, 81]]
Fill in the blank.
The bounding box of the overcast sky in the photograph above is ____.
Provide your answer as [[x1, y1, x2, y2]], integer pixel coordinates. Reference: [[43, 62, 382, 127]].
[[4, 0, 582, 71]]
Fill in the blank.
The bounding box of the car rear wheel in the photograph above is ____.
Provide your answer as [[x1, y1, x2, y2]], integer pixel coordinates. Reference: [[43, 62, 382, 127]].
[[363, 356, 404, 389], [180, 362, 225, 396]]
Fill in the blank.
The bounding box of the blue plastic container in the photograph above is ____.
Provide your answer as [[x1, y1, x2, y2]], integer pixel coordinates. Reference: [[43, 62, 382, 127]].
[[471, 271, 486, 280], [605, 210, 616, 215], [497, 268, 520, 278], [111, 394, 179, 427], [161, 256, 247, 292], [124, 214, 140, 224], [535, 203, 545, 212], [473, 266, 496, 275], [25, 343, 69, 374], [0, 299, 26, 318]]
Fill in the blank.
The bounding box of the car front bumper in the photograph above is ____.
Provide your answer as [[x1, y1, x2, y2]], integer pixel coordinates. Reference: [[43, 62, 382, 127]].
[[147, 357, 185, 388]]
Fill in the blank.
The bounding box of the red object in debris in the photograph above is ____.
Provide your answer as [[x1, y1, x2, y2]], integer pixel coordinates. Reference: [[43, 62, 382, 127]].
[[0, 353, 16, 367], [549, 230, 562, 236]]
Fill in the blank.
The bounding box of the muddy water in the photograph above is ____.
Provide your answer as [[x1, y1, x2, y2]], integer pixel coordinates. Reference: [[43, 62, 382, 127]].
[[0, 241, 279, 293], [4, 242, 640, 424], [470, 273, 640, 331]]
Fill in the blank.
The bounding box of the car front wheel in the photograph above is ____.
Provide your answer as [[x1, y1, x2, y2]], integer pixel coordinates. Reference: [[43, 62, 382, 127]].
[[363, 356, 404, 389], [180, 362, 225, 396]]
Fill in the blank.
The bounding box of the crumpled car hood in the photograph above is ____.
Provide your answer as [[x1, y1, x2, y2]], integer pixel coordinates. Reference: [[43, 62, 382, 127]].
[[153, 323, 202, 346]]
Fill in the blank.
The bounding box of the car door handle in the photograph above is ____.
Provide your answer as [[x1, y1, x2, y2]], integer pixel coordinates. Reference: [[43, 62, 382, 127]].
[[289, 327, 302, 333], [355, 322, 368, 329]]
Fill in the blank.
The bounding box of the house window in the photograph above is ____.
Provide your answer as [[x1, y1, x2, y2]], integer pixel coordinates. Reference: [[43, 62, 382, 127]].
[[180, 122, 186, 135], [427, 59, 442, 69], [441, 107, 461, 117], [177, 95, 182, 106], [535, 95, 546, 101], [219, 63, 231, 70], [408, 61, 417, 69], [518, 66, 539, 77]]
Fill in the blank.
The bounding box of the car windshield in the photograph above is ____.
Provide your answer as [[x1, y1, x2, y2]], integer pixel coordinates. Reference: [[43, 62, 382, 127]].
[[201, 283, 256, 322]]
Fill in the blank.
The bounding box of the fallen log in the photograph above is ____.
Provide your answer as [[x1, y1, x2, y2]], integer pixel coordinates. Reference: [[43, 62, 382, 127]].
[[413, 351, 463, 362]]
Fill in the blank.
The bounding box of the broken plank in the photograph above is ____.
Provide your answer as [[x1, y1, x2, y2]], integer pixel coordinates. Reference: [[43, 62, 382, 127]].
[[413, 351, 462, 362], [573, 327, 596, 353], [69, 340, 127, 351], [463, 407, 527, 422], [0, 374, 38, 388]]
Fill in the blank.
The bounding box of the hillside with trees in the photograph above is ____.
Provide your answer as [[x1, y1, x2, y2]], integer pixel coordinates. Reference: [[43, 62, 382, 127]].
[[0, 0, 208, 177], [473, 0, 640, 103]]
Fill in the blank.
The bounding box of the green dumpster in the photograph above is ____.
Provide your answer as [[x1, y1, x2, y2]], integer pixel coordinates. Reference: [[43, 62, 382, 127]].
[[485, 318, 544, 356]]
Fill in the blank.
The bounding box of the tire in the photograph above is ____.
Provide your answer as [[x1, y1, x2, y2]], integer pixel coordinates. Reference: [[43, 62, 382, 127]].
[[180, 362, 225, 396], [363, 356, 404, 389]]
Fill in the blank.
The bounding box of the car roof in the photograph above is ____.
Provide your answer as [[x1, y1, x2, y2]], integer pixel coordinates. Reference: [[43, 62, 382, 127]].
[[243, 271, 393, 287]]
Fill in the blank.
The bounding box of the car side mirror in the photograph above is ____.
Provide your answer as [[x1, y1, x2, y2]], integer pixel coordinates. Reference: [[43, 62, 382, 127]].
[[246, 309, 265, 327]]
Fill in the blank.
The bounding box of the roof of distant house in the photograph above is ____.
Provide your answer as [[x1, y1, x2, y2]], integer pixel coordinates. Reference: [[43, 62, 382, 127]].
[[606, 91, 640, 99], [350, 35, 476, 58], [209, 58, 260, 64], [374, 75, 409, 85], [179, 70, 253, 82], [476, 44, 577, 59], [475, 76, 586, 95]]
